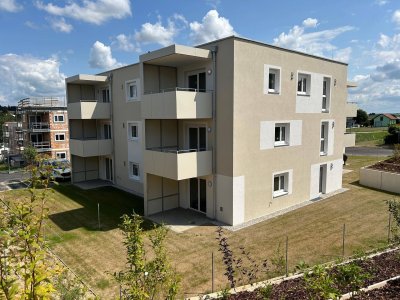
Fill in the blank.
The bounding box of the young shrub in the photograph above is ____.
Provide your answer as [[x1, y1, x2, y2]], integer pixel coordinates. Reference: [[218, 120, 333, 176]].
[[257, 283, 273, 300], [303, 264, 340, 300], [269, 242, 285, 278], [113, 214, 180, 300], [334, 262, 369, 295], [387, 198, 400, 243]]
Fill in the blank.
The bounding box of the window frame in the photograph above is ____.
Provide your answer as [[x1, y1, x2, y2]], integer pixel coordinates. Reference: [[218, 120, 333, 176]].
[[273, 172, 289, 198], [55, 133, 65, 142], [274, 123, 290, 147], [264, 65, 281, 95], [129, 162, 140, 180], [53, 114, 65, 123], [101, 87, 110, 103], [127, 122, 139, 141], [125, 79, 140, 102], [320, 122, 328, 155], [56, 151, 67, 159], [297, 73, 311, 96], [322, 77, 331, 113]]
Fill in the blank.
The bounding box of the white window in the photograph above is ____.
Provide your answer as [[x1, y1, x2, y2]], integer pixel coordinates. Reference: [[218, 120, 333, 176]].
[[54, 115, 64, 122], [126, 79, 140, 101], [56, 152, 66, 159], [55, 133, 65, 141], [297, 73, 311, 95], [273, 172, 289, 197], [265, 65, 281, 94], [128, 123, 139, 140], [322, 77, 330, 112], [320, 122, 328, 155], [274, 123, 289, 146], [129, 162, 140, 180]]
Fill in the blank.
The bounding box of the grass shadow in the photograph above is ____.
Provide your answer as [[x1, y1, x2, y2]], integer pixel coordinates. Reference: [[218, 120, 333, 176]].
[[48, 184, 147, 232]]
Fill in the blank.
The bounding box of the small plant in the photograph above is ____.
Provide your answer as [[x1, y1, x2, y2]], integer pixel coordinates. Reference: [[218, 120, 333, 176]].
[[294, 260, 310, 273], [269, 242, 285, 277], [394, 144, 400, 159], [258, 283, 273, 299], [343, 153, 348, 165], [303, 264, 340, 300], [218, 287, 231, 300], [334, 262, 369, 295], [387, 198, 400, 243]]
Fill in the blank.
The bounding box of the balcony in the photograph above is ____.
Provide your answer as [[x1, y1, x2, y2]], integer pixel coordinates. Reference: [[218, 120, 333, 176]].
[[142, 88, 212, 119], [68, 101, 111, 119], [144, 147, 212, 180], [346, 102, 357, 118], [344, 133, 356, 147], [70, 138, 112, 157], [32, 141, 51, 152], [29, 122, 50, 132]]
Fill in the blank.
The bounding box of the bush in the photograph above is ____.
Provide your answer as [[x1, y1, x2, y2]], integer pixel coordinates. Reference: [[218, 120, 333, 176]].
[[385, 133, 399, 144]]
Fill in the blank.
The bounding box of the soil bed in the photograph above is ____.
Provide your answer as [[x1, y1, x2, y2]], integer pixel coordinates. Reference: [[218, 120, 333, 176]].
[[368, 157, 400, 173], [226, 249, 400, 300]]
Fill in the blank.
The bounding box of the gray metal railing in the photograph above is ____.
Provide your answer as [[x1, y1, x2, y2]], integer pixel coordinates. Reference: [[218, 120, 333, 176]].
[[144, 87, 212, 95], [18, 97, 66, 108], [29, 122, 50, 130], [32, 141, 51, 149], [146, 146, 209, 153]]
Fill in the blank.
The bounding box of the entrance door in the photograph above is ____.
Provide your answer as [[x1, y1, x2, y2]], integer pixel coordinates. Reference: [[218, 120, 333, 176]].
[[30, 133, 43, 144], [188, 126, 206, 151], [319, 164, 327, 194], [189, 178, 207, 213], [187, 72, 206, 92], [105, 158, 113, 181]]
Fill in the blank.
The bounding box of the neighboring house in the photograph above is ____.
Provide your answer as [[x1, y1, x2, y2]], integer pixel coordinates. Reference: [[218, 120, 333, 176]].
[[17, 98, 70, 159], [372, 113, 398, 127], [66, 36, 357, 226], [2, 121, 23, 155]]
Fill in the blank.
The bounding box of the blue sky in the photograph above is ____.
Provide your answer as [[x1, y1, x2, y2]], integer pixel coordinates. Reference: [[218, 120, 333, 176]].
[[0, 0, 399, 113]]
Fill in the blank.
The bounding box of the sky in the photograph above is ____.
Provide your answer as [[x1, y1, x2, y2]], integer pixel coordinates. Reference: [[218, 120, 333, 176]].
[[0, 0, 399, 113]]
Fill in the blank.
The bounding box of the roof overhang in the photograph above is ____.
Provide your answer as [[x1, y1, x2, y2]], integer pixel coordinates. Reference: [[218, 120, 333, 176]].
[[140, 44, 211, 67], [65, 74, 108, 84]]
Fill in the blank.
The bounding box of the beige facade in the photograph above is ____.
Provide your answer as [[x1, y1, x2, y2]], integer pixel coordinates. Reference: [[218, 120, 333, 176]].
[[16, 98, 69, 159], [66, 36, 356, 226]]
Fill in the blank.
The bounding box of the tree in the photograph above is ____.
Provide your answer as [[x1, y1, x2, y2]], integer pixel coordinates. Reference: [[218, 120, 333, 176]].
[[22, 145, 37, 165], [356, 109, 368, 126], [113, 214, 180, 299]]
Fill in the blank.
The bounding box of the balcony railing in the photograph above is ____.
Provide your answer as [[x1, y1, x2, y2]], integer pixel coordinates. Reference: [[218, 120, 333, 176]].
[[142, 88, 212, 119], [68, 100, 111, 119], [32, 141, 51, 151], [29, 122, 50, 131], [69, 138, 112, 157], [144, 147, 212, 180]]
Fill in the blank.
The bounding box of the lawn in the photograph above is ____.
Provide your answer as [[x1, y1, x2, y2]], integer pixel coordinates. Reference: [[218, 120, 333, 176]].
[[1, 156, 397, 299], [346, 127, 387, 133]]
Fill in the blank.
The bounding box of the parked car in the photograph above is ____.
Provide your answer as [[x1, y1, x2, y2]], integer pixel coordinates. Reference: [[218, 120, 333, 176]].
[[41, 159, 71, 181]]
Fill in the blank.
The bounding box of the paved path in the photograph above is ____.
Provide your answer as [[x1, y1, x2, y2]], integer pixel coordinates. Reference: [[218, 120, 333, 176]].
[[345, 146, 393, 157], [0, 171, 30, 191]]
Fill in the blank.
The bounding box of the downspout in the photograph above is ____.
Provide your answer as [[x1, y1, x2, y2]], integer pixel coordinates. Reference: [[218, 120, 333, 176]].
[[108, 73, 116, 184], [211, 46, 218, 220]]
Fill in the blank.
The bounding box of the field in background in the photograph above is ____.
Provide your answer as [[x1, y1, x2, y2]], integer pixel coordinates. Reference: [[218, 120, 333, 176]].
[[1, 156, 396, 298]]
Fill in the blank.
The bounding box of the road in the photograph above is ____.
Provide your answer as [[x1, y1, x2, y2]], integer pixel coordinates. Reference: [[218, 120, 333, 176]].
[[345, 146, 393, 157], [0, 171, 30, 191]]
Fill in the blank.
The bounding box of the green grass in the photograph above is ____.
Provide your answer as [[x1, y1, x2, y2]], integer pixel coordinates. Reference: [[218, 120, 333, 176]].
[[2, 158, 396, 298], [346, 127, 387, 133], [355, 131, 388, 144]]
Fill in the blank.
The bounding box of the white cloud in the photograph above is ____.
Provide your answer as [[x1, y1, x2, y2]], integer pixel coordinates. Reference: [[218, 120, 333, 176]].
[[302, 18, 318, 28], [393, 10, 400, 26], [35, 0, 131, 25], [0, 0, 22, 12], [89, 41, 123, 69], [0, 54, 66, 104], [113, 34, 138, 52], [333, 47, 352, 63], [189, 10, 236, 44], [50, 18, 73, 33], [273, 19, 354, 61], [375, 0, 388, 5]]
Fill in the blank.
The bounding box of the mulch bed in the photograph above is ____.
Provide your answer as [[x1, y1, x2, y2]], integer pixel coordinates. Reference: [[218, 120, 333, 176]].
[[225, 249, 400, 300], [368, 157, 400, 173]]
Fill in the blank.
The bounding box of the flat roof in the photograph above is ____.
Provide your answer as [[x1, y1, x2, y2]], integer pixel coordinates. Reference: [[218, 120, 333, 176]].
[[65, 74, 108, 84], [198, 35, 348, 66]]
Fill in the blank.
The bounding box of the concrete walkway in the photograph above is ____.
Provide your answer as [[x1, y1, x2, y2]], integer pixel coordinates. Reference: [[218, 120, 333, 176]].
[[73, 179, 113, 190], [345, 146, 393, 157]]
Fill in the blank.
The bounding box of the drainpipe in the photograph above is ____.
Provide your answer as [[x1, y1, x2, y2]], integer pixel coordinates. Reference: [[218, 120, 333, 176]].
[[211, 46, 218, 220], [108, 73, 116, 184]]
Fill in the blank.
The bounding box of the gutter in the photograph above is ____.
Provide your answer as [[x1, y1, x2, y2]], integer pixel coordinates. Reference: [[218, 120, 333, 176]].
[[211, 46, 218, 220]]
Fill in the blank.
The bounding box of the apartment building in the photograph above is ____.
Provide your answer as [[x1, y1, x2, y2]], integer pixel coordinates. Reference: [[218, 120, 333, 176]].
[[66, 36, 357, 226], [2, 122, 23, 155], [17, 98, 70, 159]]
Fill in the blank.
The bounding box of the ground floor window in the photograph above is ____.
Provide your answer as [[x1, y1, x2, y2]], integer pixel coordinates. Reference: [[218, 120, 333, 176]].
[[273, 172, 289, 197], [56, 152, 66, 159], [129, 162, 140, 180]]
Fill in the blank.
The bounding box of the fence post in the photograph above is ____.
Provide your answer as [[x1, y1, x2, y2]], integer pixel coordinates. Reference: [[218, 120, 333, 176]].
[[342, 223, 346, 258], [388, 211, 392, 243], [212, 252, 215, 293], [97, 203, 101, 230], [285, 236, 288, 277]]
